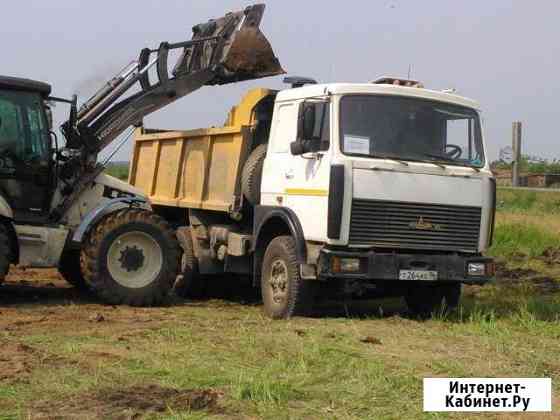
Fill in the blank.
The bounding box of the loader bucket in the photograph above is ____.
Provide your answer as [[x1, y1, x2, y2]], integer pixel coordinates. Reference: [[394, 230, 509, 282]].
[[85, 4, 284, 153], [173, 3, 285, 84]]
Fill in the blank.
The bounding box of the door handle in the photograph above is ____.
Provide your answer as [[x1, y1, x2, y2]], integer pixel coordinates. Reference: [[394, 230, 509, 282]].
[[284, 169, 294, 179]]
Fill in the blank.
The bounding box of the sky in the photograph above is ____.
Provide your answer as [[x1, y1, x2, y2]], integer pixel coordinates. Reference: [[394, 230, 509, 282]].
[[2, 0, 559, 162]]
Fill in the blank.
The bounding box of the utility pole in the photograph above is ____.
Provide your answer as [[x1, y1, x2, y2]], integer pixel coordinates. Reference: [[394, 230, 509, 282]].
[[512, 121, 522, 187]]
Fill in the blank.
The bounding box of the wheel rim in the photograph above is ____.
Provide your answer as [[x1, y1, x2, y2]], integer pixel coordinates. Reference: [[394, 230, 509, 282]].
[[107, 231, 163, 289], [268, 259, 289, 306]]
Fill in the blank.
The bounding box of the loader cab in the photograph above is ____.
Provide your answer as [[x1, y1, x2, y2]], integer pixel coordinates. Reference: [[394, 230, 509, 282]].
[[0, 76, 54, 222]]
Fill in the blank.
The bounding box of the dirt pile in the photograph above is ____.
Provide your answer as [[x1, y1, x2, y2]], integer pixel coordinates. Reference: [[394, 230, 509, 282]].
[[29, 385, 224, 419], [0, 343, 36, 383], [495, 261, 560, 294]]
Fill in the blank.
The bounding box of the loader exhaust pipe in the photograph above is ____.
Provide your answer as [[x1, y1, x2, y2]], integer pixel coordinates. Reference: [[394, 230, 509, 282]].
[[77, 62, 139, 121], [77, 57, 159, 126]]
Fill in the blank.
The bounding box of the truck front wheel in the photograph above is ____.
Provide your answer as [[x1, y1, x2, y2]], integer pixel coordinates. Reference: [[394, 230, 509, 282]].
[[404, 283, 461, 319], [81, 209, 180, 306], [261, 236, 315, 319]]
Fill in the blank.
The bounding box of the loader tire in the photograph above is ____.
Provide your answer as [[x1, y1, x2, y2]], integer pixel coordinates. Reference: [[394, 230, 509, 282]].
[[261, 236, 316, 319], [81, 209, 180, 306], [174, 228, 206, 299], [58, 249, 88, 290], [0, 224, 11, 285], [241, 144, 267, 205]]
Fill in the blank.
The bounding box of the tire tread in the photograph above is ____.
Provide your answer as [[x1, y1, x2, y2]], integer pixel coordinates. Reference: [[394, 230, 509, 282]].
[[81, 209, 179, 306]]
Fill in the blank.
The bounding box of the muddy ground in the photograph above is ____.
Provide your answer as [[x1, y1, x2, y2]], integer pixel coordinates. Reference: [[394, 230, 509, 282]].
[[1, 266, 558, 419]]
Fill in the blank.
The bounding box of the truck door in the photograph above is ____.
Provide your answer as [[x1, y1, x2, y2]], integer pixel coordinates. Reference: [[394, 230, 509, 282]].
[[0, 90, 53, 222], [261, 100, 331, 241]]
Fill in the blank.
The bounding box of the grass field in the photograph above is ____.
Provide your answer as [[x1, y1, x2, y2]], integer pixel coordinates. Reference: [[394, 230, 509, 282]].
[[0, 188, 558, 419], [105, 162, 130, 181]]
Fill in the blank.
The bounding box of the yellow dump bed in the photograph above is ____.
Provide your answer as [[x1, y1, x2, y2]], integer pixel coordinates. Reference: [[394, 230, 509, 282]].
[[129, 88, 272, 213]]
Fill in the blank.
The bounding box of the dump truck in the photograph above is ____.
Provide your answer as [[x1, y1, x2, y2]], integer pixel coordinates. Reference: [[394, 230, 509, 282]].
[[0, 4, 283, 305], [130, 76, 496, 318]]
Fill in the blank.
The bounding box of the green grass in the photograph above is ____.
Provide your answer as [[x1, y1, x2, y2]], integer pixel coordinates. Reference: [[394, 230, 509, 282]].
[[497, 188, 560, 214], [490, 222, 559, 258], [104, 161, 130, 181], [491, 188, 560, 259], [2, 288, 559, 419]]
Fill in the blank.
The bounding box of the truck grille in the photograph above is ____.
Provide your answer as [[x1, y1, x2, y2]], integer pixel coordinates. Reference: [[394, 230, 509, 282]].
[[349, 199, 481, 252]]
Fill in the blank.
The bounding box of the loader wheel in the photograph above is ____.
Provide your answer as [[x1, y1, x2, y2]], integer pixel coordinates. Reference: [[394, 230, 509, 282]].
[[241, 144, 267, 205], [81, 209, 180, 306], [261, 236, 316, 319], [405, 282, 461, 319], [58, 250, 88, 290], [0, 224, 11, 284], [174, 227, 206, 299]]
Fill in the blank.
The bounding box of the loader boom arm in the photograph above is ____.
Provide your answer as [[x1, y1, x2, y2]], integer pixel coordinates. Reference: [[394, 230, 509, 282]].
[[61, 4, 283, 153]]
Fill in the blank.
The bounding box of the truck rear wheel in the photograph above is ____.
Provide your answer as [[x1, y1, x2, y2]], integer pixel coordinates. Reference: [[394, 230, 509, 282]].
[[0, 224, 11, 285], [261, 236, 315, 319], [241, 144, 267, 205], [174, 228, 206, 298], [405, 283, 461, 319], [58, 250, 88, 290], [81, 209, 180, 306]]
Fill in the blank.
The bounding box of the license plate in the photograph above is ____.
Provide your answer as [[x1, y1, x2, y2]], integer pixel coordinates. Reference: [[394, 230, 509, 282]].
[[399, 270, 438, 281]]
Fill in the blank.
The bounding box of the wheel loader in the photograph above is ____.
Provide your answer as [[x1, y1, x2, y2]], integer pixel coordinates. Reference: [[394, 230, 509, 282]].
[[0, 4, 283, 305]]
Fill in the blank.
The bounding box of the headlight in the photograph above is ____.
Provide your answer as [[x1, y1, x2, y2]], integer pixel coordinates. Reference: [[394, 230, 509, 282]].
[[467, 262, 494, 277], [332, 257, 361, 273], [468, 262, 485, 276]]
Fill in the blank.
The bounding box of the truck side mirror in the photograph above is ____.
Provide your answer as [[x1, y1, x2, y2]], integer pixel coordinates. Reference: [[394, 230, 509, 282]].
[[291, 102, 318, 156], [300, 102, 316, 140], [290, 140, 306, 155]]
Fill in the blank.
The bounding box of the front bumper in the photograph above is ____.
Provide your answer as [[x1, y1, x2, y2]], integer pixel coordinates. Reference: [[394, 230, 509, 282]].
[[317, 248, 494, 285]]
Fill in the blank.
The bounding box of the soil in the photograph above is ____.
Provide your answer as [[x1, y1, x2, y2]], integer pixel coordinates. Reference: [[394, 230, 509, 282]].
[[495, 261, 560, 293], [30, 385, 223, 419], [1, 265, 558, 417], [0, 267, 228, 418]]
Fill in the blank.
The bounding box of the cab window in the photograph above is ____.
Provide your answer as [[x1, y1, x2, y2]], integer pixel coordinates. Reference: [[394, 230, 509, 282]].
[[0, 90, 50, 163], [310, 102, 330, 151], [271, 103, 296, 153]]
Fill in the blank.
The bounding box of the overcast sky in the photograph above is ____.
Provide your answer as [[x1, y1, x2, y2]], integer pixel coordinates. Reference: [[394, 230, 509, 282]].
[[3, 0, 559, 161]]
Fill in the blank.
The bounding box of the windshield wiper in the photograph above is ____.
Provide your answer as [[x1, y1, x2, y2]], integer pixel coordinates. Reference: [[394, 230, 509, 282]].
[[410, 153, 446, 169], [421, 153, 455, 162], [421, 153, 481, 172], [376, 155, 409, 166]]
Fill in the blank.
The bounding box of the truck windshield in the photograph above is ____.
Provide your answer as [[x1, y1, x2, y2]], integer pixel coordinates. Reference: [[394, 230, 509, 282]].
[[339, 95, 484, 168]]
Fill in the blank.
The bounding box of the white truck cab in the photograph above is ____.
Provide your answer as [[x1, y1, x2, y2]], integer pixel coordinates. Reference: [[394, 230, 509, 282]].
[[256, 78, 495, 317]]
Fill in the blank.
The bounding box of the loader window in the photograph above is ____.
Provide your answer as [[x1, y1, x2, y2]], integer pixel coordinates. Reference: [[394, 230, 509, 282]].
[[0, 90, 50, 164]]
